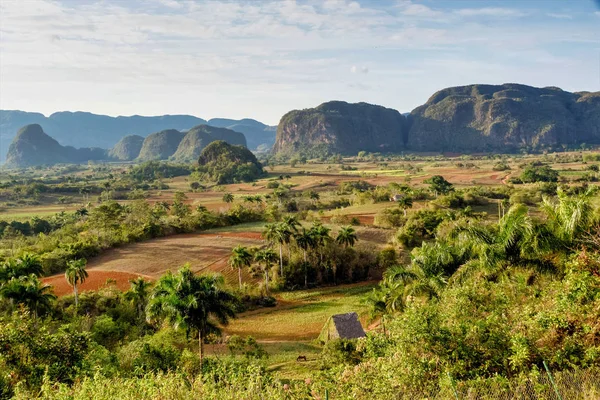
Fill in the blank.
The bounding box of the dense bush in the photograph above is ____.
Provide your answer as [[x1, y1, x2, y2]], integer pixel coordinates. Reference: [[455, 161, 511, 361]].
[[520, 164, 559, 183]]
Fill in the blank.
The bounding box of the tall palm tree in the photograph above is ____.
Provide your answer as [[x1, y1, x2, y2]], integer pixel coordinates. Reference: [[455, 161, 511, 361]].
[[124, 277, 152, 321], [309, 223, 331, 266], [228, 245, 253, 289], [294, 228, 316, 288], [336, 226, 358, 248], [146, 267, 237, 364], [254, 248, 277, 294], [263, 223, 292, 277], [0, 275, 56, 319], [283, 215, 300, 232], [282, 216, 300, 259], [397, 196, 413, 216], [65, 259, 88, 308]]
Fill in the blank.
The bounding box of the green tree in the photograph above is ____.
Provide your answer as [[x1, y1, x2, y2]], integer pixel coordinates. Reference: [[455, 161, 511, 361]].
[[229, 245, 253, 289], [424, 175, 454, 196], [124, 277, 152, 321], [336, 226, 358, 248], [294, 228, 316, 288], [540, 188, 596, 249], [309, 222, 331, 266], [520, 164, 559, 183], [396, 196, 413, 216], [0, 253, 43, 282], [65, 259, 88, 308], [222, 193, 234, 204], [452, 204, 552, 281], [147, 266, 237, 363], [0, 275, 56, 319], [263, 223, 292, 277], [254, 248, 277, 294]]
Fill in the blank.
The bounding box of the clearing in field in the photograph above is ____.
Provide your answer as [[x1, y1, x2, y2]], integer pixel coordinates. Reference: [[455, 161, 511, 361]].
[[85, 231, 265, 283], [224, 282, 375, 341]]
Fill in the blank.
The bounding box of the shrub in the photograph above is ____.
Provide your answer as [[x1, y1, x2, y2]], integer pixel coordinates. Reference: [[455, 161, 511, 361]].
[[520, 164, 559, 183]]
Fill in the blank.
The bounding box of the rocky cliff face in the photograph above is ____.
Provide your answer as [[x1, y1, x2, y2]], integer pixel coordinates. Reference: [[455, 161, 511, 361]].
[[407, 84, 600, 152], [171, 125, 246, 162], [272, 85, 600, 156], [273, 101, 407, 156], [5, 124, 108, 168], [108, 135, 145, 160]]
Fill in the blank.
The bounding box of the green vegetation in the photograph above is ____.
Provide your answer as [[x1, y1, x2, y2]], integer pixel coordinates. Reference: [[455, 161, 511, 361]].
[[197, 140, 264, 183], [1, 151, 600, 398]]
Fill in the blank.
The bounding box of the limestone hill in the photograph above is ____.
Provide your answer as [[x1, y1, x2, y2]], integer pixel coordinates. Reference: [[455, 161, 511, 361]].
[[273, 101, 407, 157], [5, 124, 107, 168], [171, 125, 247, 162], [407, 84, 600, 152], [108, 135, 145, 161]]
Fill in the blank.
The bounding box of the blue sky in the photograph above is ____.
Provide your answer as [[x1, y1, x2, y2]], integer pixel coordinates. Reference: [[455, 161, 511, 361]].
[[0, 0, 599, 124]]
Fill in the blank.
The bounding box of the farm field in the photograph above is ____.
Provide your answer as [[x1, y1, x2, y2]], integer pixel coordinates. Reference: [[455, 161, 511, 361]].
[[43, 270, 146, 296], [86, 231, 264, 281]]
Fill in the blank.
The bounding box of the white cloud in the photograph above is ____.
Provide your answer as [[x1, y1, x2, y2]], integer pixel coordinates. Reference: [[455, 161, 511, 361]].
[[455, 8, 526, 18], [547, 13, 573, 20], [350, 66, 369, 74], [0, 0, 597, 123]]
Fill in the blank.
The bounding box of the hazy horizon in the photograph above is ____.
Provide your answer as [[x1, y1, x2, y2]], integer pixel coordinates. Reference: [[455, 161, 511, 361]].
[[1, 0, 599, 125]]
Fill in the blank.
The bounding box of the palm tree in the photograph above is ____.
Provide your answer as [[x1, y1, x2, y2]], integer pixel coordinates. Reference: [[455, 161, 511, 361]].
[[309, 223, 331, 266], [222, 193, 234, 204], [1, 254, 44, 281], [451, 204, 553, 282], [275, 224, 292, 277], [336, 226, 358, 248], [364, 287, 389, 335], [540, 188, 596, 249], [146, 266, 237, 364], [282, 216, 300, 259], [397, 196, 413, 216], [229, 245, 253, 289], [0, 275, 56, 319], [254, 248, 277, 294], [294, 228, 316, 288], [283, 215, 300, 232], [124, 277, 152, 321], [65, 259, 88, 308]]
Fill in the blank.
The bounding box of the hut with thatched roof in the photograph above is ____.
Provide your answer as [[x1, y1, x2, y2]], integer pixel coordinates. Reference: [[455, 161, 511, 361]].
[[318, 312, 366, 343]]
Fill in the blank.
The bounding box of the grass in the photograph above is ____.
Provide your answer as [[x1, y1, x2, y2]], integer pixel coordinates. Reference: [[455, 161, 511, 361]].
[[225, 283, 375, 341]]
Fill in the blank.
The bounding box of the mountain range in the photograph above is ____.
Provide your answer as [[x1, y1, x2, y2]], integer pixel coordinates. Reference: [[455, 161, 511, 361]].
[[0, 111, 276, 162], [4, 124, 249, 168], [274, 84, 599, 155], [4, 83, 599, 167]]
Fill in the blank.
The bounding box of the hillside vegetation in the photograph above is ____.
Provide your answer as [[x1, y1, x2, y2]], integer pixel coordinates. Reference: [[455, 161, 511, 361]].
[[197, 140, 264, 183]]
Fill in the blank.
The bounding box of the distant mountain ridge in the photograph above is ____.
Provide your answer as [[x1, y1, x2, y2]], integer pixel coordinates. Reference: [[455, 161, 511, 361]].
[[273, 84, 600, 156], [5, 124, 108, 167], [0, 110, 276, 162], [4, 124, 249, 168]]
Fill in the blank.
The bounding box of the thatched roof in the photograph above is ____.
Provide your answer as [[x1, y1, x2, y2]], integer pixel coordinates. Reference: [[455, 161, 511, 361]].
[[318, 312, 366, 343], [332, 312, 366, 339]]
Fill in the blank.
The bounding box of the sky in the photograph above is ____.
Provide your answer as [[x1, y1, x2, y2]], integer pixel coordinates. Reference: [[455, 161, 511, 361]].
[[0, 0, 599, 125]]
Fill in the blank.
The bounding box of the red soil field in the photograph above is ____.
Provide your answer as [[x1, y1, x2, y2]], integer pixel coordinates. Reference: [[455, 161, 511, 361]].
[[42, 270, 148, 297]]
